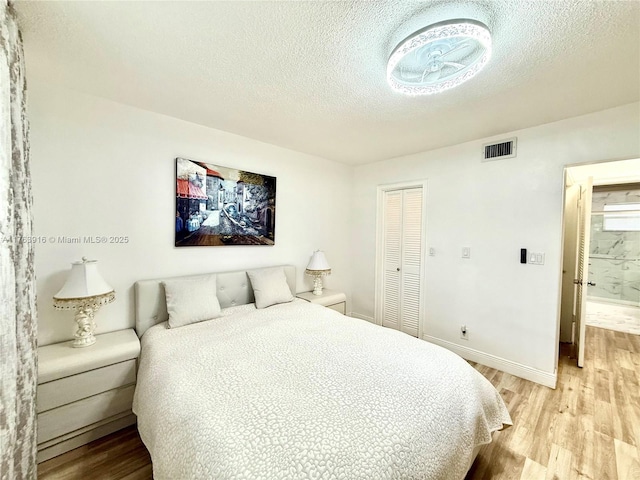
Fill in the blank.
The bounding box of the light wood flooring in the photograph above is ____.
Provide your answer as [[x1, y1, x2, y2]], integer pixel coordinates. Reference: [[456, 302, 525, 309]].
[[38, 326, 640, 480], [466, 325, 640, 479]]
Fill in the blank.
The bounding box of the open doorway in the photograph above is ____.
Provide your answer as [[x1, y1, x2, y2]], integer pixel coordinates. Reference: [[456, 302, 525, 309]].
[[559, 158, 640, 367], [585, 184, 640, 334]]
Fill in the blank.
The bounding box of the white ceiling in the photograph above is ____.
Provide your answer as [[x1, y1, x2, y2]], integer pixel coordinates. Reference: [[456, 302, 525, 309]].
[[14, 0, 640, 165]]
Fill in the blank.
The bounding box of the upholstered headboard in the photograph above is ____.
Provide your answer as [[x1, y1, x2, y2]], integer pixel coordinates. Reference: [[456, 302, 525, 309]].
[[134, 265, 296, 338]]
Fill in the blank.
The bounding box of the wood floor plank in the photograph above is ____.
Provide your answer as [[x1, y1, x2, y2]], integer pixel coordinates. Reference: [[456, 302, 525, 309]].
[[631, 349, 640, 367], [527, 387, 562, 466], [621, 367, 639, 389], [614, 439, 640, 480], [628, 334, 640, 354], [615, 349, 635, 370], [576, 382, 595, 418], [552, 375, 581, 454], [520, 458, 547, 480], [612, 366, 640, 448], [508, 424, 533, 458], [468, 439, 526, 480], [120, 464, 153, 480], [594, 432, 619, 480], [574, 414, 595, 480], [545, 443, 573, 480], [595, 399, 615, 438], [595, 368, 612, 403], [37, 326, 640, 480]]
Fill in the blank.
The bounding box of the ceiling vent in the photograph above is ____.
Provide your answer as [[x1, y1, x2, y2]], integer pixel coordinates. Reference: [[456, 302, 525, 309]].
[[482, 137, 517, 161]]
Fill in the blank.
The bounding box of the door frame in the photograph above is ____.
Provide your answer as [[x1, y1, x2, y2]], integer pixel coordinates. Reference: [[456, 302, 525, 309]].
[[557, 157, 640, 373], [374, 179, 428, 338]]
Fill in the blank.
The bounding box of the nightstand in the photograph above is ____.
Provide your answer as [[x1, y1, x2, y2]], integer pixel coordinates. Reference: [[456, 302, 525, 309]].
[[297, 289, 347, 315], [36, 328, 140, 462]]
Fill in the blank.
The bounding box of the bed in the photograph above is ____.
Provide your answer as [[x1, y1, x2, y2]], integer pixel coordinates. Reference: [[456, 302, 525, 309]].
[[132, 265, 511, 480]]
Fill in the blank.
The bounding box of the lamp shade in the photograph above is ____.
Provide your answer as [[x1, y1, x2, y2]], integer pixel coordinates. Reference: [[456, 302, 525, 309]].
[[305, 250, 331, 273], [54, 258, 114, 300]]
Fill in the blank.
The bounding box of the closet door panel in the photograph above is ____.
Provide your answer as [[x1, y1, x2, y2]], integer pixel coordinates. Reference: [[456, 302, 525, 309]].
[[382, 190, 402, 330], [400, 272, 420, 336], [400, 188, 422, 337], [401, 188, 422, 270]]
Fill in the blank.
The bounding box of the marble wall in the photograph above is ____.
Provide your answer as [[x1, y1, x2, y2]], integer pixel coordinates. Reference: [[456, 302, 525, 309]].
[[587, 189, 640, 305]]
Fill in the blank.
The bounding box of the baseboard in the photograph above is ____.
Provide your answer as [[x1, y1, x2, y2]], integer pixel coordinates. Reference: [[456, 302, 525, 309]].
[[349, 312, 376, 324], [422, 335, 557, 389]]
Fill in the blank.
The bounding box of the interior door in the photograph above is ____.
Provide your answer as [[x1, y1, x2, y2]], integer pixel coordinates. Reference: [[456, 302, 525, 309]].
[[380, 187, 423, 337], [574, 177, 593, 368], [560, 183, 580, 343]]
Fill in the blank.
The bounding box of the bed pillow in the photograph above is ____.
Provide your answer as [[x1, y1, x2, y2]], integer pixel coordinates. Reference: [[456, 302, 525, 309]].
[[162, 275, 221, 328], [247, 267, 294, 309]]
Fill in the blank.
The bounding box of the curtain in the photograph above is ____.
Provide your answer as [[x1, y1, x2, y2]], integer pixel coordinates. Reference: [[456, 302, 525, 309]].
[[0, 1, 38, 479]]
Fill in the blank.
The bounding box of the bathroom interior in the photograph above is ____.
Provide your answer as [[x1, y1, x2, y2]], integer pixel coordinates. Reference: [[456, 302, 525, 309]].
[[586, 184, 640, 335]]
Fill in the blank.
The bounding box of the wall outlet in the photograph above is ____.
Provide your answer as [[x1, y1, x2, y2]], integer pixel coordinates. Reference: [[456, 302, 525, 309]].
[[460, 325, 469, 340]]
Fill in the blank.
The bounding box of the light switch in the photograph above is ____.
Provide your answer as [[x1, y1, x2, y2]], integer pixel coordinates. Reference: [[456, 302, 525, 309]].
[[462, 247, 470, 259], [429, 247, 435, 256], [528, 252, 545, 265]]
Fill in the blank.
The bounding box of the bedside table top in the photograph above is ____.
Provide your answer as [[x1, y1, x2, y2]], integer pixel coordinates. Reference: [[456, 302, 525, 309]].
[[39, 329, 140, 384], [296, 289, 346, 306]]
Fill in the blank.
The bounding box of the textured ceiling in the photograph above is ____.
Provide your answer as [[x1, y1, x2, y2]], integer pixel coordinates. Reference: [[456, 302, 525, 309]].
[[14, 0, 640, 165]]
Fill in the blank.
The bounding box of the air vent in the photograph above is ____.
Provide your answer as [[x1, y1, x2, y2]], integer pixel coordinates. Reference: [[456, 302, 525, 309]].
[[482, 137, 517, 161]]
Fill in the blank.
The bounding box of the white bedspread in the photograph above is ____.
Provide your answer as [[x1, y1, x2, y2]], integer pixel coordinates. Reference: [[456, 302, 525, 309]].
[[133, 300, 511, 480]]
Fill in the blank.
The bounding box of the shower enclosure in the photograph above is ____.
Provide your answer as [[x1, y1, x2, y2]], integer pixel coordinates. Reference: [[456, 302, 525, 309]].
[[587, 188, 640, 307]]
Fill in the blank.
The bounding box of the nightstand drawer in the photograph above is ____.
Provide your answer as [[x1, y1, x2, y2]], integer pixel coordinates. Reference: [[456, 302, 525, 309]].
[[38, 384, 135, 444], [37, 359, 136, 413]]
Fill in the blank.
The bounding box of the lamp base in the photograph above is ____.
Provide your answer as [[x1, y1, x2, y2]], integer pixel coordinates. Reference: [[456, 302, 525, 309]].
[[72, 307, 98, 348], [73, 335, 96, 348], [312, 276, 324, 296]]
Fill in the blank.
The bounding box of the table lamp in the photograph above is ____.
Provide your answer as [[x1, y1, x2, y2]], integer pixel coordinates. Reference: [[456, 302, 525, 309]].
[[53, 257, 115, 347], [305, 250, 331, 296]]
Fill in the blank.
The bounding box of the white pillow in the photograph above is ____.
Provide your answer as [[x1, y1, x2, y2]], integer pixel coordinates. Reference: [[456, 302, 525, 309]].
[[247, 267, 294, 309], [162, 275, 221, 328]]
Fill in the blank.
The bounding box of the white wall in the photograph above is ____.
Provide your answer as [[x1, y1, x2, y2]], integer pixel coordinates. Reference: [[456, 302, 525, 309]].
[[29, 81, 353, 346], [29, 79, 640, 385], [350, 103, 640, 385]]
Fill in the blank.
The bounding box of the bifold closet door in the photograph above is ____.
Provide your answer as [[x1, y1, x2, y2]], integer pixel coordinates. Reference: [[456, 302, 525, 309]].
[[381, 187, 423, 337]]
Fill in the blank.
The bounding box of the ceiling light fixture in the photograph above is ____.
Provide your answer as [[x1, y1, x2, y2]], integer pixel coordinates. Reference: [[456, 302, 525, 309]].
[[387, 19, 492, 96]]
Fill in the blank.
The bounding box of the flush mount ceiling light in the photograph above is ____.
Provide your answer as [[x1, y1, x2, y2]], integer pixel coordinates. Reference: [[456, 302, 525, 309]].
[[387, 19, 492, 95]]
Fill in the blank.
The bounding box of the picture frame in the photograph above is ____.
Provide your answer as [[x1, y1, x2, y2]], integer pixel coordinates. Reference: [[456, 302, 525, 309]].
[[175, 157, 276, 246]]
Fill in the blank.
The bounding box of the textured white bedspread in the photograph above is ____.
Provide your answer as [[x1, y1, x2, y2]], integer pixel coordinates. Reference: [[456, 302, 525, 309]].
[[133, 300, 511, 480]]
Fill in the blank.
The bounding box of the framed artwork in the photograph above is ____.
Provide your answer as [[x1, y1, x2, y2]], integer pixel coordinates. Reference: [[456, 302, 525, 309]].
[[175, 157, 276, 246]]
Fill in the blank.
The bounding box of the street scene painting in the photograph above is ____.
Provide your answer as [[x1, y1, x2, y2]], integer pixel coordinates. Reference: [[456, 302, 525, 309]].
[[175, 158, 276, 246]]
